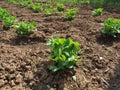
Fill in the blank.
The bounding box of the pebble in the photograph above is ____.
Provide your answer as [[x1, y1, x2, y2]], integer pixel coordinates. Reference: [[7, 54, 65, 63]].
[[10, 80, 16, 86], [99, 57, 103, 60], [15, 74, 23, 84], [25, 71, 34, 80], [0, 79, 5, 87]]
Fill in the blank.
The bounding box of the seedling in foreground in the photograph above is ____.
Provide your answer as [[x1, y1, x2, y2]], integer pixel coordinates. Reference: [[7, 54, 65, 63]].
[[14, 21, 36, 35], [92, 8, 103, 16], [102, 18, 120, 37], [46, 37, 81, 72], [63, 8, 78, 20]]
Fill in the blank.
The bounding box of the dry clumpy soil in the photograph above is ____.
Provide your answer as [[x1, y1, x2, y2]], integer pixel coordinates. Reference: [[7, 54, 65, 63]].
[[0, 1, 120, 90]]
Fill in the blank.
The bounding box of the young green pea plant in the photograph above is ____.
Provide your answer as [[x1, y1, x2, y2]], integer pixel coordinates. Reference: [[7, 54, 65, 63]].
[[53, 7, 58, 14], [102, 18, 120, 37], [3, 16, 17, 29], [14, 21, 36, 35], [44, 9, 53, 16], [0, 7, 16, 29], [44, 8, 58, 16], [0, 7, 10, 20], [63, 8, 78, 20], [17, 0, 32, 7], [6, 0, 17, 4], [46, 37, 81, 72], [44, 4, 52, 9], [92, 8, 103, 16], [44, 4, 59, 16], [56, 3, 65, 11], [29, 4, 43, 13], [17, 0, 29, 7]]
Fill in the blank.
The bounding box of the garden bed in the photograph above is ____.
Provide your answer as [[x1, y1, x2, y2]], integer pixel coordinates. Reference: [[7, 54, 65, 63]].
[[0, 1, 120, 90]]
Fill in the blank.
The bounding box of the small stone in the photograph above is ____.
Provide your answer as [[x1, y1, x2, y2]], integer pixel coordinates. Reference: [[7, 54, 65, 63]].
[[33, 68, 38, 73], [0, 73, 5, 79], [2, 63, 10, 71], [0, 64, 4, 70], [29, 81, 35, 86], [7, 74, 16, 80], [0, 79, 5, 87], [25, 71, 34, 80], [10, 80, 16, 86], [50, 88, 55, 90], [15, 74, 23, 84], [21, 62, 26, 66], [72, 75, 77, 81], [45, 49, 51, 54], [25, 66, 31, 70], [99, 57, 103, 60]]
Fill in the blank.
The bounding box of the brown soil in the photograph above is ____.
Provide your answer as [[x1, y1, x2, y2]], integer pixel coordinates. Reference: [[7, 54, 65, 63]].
[[0, 1, 120, 90]]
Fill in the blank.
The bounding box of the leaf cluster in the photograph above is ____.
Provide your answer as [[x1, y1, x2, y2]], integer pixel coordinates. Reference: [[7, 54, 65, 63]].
[[0, 7, 16, 29], [46, 37, 80, 72], [102, 18, 120, 37], [3, 16, 16, 29], [17, 0, 32, 7], [92, 8, 103, 16], [6, 0, 17, 4], [56, 3, 65, 11], [44, 8, 58, 16], [29, 4, 43, 13], [44, 3, 65, 16], [15, 21, 36, 35], [63, 8, 78, 20]]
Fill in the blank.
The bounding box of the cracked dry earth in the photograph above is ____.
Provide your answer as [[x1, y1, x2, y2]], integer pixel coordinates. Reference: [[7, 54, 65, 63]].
[[0, 1, 120, 90]]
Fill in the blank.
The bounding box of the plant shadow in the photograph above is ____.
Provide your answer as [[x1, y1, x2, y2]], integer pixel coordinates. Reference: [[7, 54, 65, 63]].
[[10, 35, 46, 46], [107, 58, 120, 90], [96, 33, 120, 90], [96, 34, 120, 46], [30, 61, 76, 90]]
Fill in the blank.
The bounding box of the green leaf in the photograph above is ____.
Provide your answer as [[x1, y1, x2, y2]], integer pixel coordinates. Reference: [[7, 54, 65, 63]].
[[15, 21, 36, 35], [63, 8, 78, 20], [92, 8, 103, 16], [49, 65, 59, 72], [102, 18, 120, 36]]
